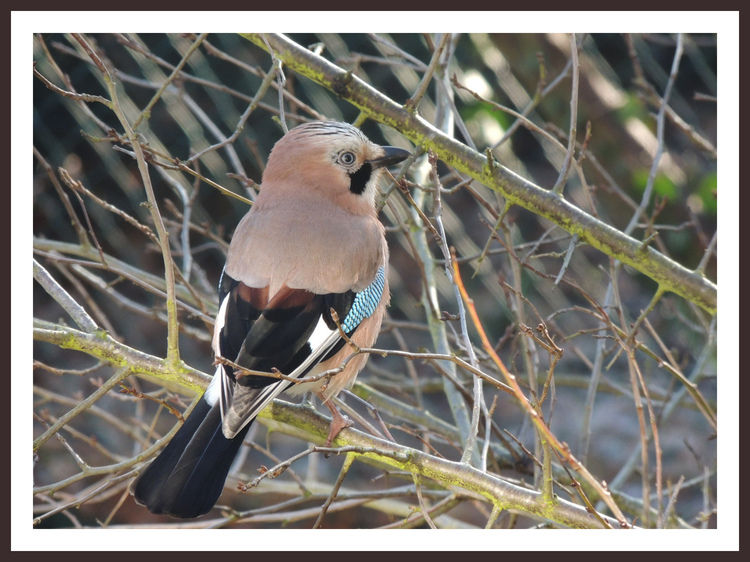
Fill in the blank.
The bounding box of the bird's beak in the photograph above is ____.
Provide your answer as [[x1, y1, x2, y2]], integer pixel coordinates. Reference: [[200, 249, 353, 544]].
[[367, 146, 411, 169]]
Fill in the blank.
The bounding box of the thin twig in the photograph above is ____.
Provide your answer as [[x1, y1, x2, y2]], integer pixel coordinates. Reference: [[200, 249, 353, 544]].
[[552, 34, 580, 195], [405, 33, 450, 113], [450, 248, 630, 526], [73, 33, 183, 366], [133, 33, 209, 130], [33, 258, 98, 333]]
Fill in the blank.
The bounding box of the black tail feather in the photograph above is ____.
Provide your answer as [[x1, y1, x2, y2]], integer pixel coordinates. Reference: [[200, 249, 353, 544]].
[[131, 398, 251, 519]]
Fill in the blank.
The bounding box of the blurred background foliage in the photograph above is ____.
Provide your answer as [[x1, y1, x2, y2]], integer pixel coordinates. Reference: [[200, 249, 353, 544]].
[[33, 33, 717, 529]]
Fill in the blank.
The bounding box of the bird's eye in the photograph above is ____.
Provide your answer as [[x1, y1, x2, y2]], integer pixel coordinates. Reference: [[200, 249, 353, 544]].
[[339, 151, 357, 166]]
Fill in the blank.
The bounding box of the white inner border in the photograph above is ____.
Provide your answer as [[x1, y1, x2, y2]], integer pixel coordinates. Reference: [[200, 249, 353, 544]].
[[15, 11, 738, 552]]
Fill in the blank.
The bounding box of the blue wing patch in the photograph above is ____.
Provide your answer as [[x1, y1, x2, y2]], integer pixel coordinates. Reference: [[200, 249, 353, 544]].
[[341, 266, 385, 333]]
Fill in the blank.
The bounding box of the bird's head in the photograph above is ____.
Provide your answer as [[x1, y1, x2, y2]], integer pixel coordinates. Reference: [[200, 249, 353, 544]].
[[260, 121, 411, 211]]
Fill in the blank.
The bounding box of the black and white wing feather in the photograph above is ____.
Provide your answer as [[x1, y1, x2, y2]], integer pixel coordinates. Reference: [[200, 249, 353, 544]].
[[214, 266, 386, 438]]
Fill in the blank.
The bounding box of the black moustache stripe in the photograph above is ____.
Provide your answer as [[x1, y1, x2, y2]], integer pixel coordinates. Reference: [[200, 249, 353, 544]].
[[348, 163, 373, 195]]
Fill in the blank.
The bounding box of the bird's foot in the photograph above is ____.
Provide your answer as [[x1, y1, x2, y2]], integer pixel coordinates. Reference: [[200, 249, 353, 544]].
[[321, 398, 353, 447]]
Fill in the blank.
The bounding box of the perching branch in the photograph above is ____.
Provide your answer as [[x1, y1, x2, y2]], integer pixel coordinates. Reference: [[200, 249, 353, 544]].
[[263, 400, 629, 529], [241, 33, 716, 315]]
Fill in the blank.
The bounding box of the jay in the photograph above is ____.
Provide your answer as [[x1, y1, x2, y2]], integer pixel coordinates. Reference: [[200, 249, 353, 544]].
[[131, 121, 410, 518]]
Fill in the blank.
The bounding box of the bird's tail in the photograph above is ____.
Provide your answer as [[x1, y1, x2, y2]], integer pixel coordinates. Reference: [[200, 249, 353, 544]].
[[130, 398, 251, 519]]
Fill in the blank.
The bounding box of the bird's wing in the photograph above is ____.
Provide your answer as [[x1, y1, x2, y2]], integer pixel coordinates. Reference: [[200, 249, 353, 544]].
[[214, 266, 386, 439]]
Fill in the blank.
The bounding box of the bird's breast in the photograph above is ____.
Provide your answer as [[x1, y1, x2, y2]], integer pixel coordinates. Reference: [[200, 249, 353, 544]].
[[224, 203, 386, 297]]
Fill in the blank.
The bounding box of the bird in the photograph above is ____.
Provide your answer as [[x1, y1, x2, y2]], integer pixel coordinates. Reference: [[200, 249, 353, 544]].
[[130, 120, 411, 519]]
